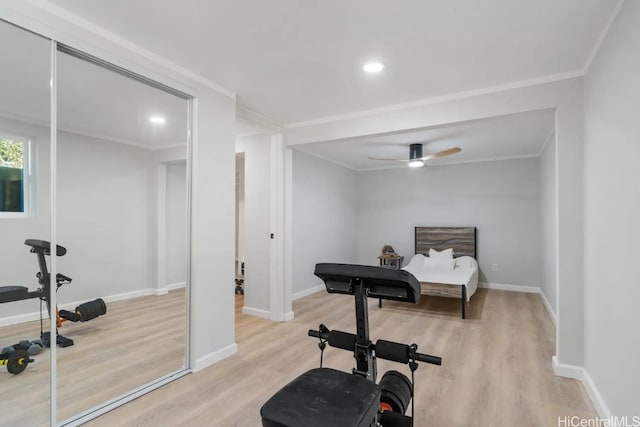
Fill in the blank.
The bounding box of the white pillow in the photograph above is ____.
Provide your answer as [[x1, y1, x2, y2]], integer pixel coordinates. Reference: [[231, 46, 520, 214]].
[[423, 257, 456, 271], [429, 248, 454, 259]]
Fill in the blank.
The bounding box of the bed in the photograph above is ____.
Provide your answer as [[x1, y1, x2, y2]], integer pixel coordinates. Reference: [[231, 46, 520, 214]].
[[401, 226, 478, 319]]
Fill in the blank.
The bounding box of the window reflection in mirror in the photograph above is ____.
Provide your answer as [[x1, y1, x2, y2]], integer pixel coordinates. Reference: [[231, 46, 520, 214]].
[[55, 49, 189, 423], [0, 19, 52, 427]]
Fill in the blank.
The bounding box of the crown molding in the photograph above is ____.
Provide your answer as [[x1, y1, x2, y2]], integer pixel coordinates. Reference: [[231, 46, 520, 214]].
[[5, 0, 235, 99], [582, 0, 626, 74], [538, 126, 556, 156], [0, 110, 184, 151], [236, 104, 284, 133], [283, 70, 584, 130], [293, 146, 357, 171]]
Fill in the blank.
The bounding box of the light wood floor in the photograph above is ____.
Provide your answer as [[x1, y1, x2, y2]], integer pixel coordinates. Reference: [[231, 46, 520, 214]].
[[0, 290, 185, 426], [78, 288, 597, 427]]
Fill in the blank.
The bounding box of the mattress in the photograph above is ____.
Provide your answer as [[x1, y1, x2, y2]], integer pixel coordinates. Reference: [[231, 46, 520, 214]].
[[402, 254, 479, 301]]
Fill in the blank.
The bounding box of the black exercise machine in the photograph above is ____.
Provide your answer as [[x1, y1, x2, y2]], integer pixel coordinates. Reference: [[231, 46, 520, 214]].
[[0, 239, 107, 372], [261, 263, 442, 427]]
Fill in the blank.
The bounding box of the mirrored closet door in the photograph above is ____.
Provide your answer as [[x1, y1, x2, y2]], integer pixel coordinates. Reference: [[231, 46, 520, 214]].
[[54, 48, 190, 423], [0, 19, 52, 426]]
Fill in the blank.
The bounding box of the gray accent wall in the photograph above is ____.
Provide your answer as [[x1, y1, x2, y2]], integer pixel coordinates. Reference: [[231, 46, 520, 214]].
[[584, 0, 640, 417], [356, 158, 542, 288]]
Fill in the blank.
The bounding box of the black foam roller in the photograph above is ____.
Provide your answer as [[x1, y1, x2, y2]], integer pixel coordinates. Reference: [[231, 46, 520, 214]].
[[375, 340, 410, 364], [76, 298, 107, 321], [328, 330, 357, 351]]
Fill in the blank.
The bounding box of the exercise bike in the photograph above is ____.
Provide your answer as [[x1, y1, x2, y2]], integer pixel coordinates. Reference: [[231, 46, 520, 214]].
[[0, 239, 107, 364], [261, 263, 442, 427]]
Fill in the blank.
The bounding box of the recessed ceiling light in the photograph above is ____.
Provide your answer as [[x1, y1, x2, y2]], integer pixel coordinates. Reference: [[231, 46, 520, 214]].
[[150, 116, 166, 125], [363, 62, 384, 73]]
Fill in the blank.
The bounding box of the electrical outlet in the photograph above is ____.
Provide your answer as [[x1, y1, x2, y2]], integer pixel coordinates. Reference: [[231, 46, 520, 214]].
[[491, 263, 498, 271]]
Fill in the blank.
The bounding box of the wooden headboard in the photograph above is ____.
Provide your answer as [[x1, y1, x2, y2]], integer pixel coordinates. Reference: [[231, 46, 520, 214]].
[[415, 227, 477, 258]]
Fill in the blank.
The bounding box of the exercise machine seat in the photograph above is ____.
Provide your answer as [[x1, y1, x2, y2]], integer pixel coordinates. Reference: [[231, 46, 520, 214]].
[[314, 263, 421, 303], [261, 368, 381, 427], [0, 286, 29, 303], [24, 239, 67, 256]]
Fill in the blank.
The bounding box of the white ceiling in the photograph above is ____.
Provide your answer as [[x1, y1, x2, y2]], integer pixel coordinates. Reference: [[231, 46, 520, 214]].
[[295, 109, 555, 171], [48, 0, 618, 124]]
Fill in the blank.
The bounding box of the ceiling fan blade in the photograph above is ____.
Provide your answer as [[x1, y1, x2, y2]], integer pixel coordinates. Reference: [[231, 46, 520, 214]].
[[419, 147, 461, 161], [367, 156, 410, 162]]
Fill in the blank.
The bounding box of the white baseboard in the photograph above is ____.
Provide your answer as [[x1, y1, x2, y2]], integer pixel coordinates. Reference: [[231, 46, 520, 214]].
[[478, 282, 540, 293], [478, 282, 556, 327], [552, 356, 612, 419], [241, 306, 271, 319], [581, 369, 612, 419], [282, 311, 294, 322], [552, 355, 582, 380], [292, 285, 324, 301], [0, 310, 49, 328], [96, 288, 156, 305], [152, 288, 169, 296], [193, 343, 238, 373], [538, 290, 557, 327], [0, 288, 168, 327], [167, 281, 186, 291]]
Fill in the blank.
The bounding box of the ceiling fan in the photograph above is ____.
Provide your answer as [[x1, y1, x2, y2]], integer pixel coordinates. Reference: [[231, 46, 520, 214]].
[[368, 143, 462, 168]]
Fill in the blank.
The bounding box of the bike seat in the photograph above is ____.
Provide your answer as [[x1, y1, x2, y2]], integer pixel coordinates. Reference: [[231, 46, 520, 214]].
[[261, 368, 381, 427]]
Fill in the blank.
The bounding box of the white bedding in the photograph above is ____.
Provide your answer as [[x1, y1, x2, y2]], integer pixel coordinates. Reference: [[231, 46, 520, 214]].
[[402, 254, 479, 301]]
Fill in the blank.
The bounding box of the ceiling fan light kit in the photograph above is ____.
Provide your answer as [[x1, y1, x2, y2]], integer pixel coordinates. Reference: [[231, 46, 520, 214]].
[[409, 143, 424, 168], [409, 143, 423, 160], [367, 143, 461, 168]]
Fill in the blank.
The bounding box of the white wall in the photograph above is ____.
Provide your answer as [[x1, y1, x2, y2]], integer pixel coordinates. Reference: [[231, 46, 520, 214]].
[[166, 161, 187, 286], [584, 0, 640, 417], [56, 132, 154, 304], [235, 134, 271, 315], [356, 158, 542, 287], [291, 150, 358, 296], [539, 132, 557, 316], [190, 91, 236, 368], [235, 153, 245, 275]]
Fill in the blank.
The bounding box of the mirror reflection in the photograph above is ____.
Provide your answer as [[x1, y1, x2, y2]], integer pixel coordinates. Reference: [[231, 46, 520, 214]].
[[0, 19, 52, 427], [54, 50, 189, 422]]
